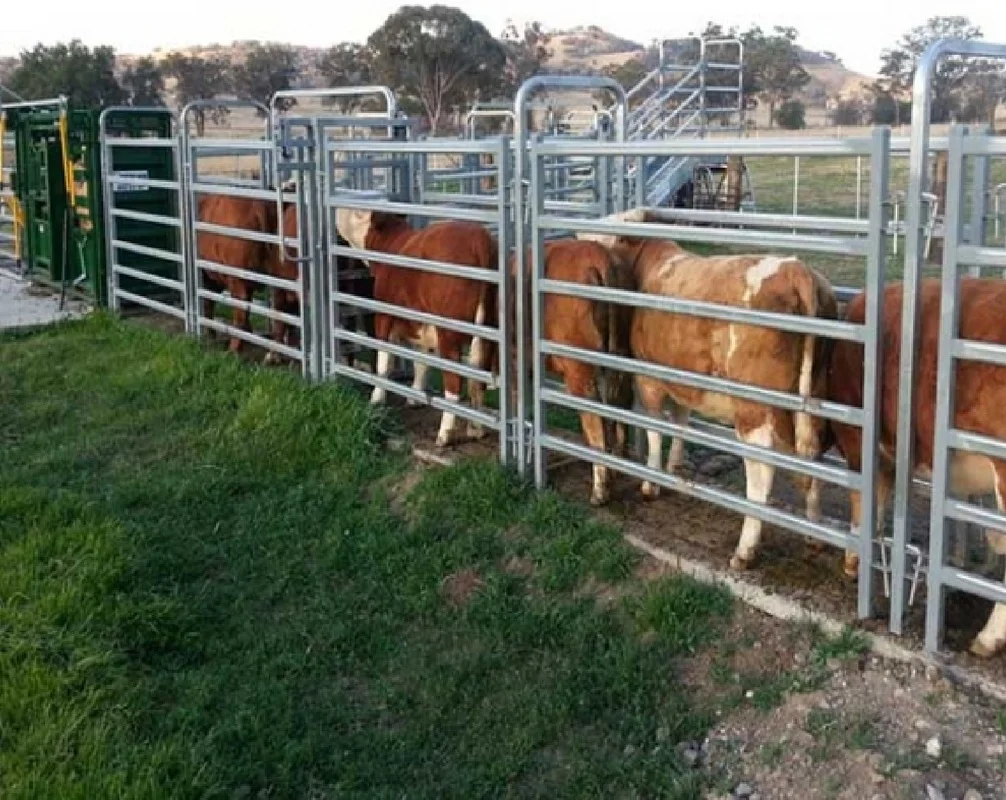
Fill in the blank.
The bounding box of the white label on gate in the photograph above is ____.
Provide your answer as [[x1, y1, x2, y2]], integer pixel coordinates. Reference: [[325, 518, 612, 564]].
[[111, 170, 150, 193]]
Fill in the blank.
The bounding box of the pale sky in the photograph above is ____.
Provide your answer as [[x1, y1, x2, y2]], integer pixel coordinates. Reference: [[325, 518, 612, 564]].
[[4, 0, 1006, 77]]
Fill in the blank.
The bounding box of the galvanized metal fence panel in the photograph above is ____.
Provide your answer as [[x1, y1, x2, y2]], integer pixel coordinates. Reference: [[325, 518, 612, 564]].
[[528, 129, 892, 620], [926, 126, 1006, 653]]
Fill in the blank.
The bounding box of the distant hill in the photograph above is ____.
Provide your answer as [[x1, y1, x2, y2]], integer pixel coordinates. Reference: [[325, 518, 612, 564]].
[[13, 28, 874, 113]]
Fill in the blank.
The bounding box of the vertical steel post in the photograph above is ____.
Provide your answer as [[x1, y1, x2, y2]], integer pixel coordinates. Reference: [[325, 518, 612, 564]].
[[925, 124, 968, 653]]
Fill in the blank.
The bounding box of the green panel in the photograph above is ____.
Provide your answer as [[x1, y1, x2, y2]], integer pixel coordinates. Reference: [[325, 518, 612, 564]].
[[103, 109, 180, 308], [4, 105, 177, 307]]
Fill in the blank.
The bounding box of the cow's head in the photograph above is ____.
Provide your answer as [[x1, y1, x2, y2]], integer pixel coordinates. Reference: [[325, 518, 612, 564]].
[[335, 208, 374, 252]]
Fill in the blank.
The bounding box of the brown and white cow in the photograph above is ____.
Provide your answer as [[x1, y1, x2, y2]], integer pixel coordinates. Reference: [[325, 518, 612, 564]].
[[829, 278, 1006, 658], [580, 208, 838, 570], [335, 209, 498, 447], [521, 239, 635, 505]]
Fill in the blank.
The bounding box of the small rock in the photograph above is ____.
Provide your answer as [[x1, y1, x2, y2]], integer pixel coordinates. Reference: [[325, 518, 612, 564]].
[[926, 735, 943, 759], [871, 772, 885, 785], [745, 689, 754, 699], [926, 664, 942, 682], [914, 719, 932, 730], [987, 743, 1004, 757], [925, 785, 946, 800], [733, 783, 754, 799], [676, 741, 701, 768], [963, 790, 983, 800]]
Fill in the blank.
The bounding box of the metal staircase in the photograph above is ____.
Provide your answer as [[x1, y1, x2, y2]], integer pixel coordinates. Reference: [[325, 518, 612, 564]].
[[625, 37, 746, 209]]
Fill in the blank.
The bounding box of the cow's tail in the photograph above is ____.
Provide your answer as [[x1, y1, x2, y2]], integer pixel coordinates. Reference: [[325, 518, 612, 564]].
[[792, 264, 837, 468], [472, 233, 500, 387]]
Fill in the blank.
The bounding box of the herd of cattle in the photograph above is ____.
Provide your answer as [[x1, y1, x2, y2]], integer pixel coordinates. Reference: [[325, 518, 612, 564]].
[[196, 196, 1006, 659]]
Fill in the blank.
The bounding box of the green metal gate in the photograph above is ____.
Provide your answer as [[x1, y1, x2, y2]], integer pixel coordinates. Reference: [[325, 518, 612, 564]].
[[0, 99, 176, 306]]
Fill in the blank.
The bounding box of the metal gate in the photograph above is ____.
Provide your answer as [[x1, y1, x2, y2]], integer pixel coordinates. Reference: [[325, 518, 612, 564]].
[[926, 125, 1006, 654]]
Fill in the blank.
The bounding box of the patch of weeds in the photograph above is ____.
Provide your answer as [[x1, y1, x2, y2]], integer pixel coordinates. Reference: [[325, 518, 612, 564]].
[[941, 742, 975, 772], [758, 741, 785, 767], [881, 746, 930, 777], [822, 774, 844, 798], [806, 709, 878, 763], [811, 625, 869, 664], [996, 709, 1006, 735], [709, 658, 735, 687]]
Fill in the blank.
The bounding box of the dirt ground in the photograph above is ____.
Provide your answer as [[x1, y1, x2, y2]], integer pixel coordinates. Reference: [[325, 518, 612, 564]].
[[692, 604, 1006, 800]]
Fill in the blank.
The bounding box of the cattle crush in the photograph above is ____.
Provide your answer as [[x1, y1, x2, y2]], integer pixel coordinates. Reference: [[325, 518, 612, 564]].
[[83, 36, 1006, 681]]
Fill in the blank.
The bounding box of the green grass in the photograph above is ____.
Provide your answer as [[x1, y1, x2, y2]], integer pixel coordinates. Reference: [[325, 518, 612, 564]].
[[0, 315, 736, 799]]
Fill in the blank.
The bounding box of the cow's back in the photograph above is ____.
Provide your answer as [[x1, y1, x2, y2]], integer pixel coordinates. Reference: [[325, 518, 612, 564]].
[[631, 248, 822, 419], [374, 220, 497, 322]]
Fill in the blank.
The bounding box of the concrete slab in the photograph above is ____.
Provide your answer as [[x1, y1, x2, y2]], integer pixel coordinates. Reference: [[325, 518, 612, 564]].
[[0, 273, 90, 332]]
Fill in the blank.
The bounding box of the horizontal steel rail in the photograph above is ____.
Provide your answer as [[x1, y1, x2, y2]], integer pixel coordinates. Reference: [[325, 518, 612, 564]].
[[110, 207, 183, 228], [951, 339, 1006, 368], [541, 214, 869, 257], [328, 193, 499, 225], [195, 258, 300, 293], [540, 434, 857, 552], [193, 219, 295, 249], [540, 278, 864, 342], [646, 207, 871, 235], [957, 244, 1006, 270], [540, 339, 862, 426], [108, 174, 180, 191], [327, 139, 501, 156], [112, 264, 184, 292], [197, 288, 303, 327], [111, 239, 183, 264], [189, 181, 296, 203], [330, 362, 499, 430], [114, 288, 186, 320], [188, 137, 272, 152], [334, 327, 494, 385], [103, 137, 176, 149], [332, 291, 500, 342], [331, 243, 500, 284], [543, 388, 859, 490], [536, 137, 878, 158], [199, 317, 303, 361]]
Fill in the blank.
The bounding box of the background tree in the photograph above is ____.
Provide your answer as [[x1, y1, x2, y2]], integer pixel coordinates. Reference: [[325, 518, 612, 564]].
[[367, 5, 507, 134], [9, 41, 125, 106], [774, 99, 806, 130], [876, 16, 1001, 124], [830, 98, 864, 126], [232, 43, 298, 113], [744, 27, 810, 127], [162, 53, 233, 135], [317, 43, 377, 112], [603, 57, 649, 107], [499, 20, 551, 97], [122, 56, 165, 107]]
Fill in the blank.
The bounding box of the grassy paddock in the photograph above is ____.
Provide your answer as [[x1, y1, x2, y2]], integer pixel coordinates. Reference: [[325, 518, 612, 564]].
[[1, 316, 742, 799]]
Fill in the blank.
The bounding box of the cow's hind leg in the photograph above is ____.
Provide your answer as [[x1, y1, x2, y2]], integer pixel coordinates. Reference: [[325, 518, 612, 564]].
[[370, 315, 393, 405], [636, 376, 667, 500], [843, 463, 892, 579], [228, 281, 254, 354], [970, 462, 1006, 657], [435, 334, 466, 448], [562, 361, 609, 506], [731, 416, 778, 571]]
